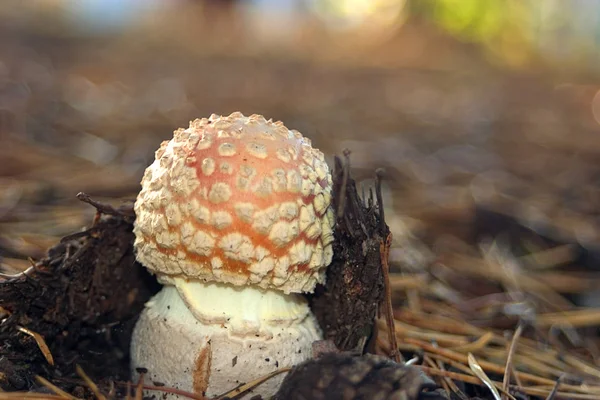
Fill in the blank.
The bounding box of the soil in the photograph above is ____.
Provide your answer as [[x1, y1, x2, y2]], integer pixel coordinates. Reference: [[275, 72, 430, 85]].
[[0, 201, 160, 397]]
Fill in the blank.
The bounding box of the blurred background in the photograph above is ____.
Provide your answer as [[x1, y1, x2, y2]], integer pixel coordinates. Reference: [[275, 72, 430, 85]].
[[2, 0, 600, 277], [5, 3, 600, 393]]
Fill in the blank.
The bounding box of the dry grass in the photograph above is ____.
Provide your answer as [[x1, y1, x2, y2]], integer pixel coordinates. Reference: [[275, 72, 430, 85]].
[[375, 235, 600, 400]]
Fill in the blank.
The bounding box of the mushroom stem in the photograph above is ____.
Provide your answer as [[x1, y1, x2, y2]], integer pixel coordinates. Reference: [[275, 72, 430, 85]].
[[131, 285, 321, 399]]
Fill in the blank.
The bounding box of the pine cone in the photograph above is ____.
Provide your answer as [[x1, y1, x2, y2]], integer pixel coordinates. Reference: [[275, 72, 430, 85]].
[[274, 353, 437, 400]]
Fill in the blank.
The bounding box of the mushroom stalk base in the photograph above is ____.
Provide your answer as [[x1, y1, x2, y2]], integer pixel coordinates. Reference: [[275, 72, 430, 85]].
[[131, 285, 321, 399]]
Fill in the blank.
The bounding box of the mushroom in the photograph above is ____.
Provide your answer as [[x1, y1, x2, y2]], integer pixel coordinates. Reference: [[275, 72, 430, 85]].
[[131, 112, 334, 398]]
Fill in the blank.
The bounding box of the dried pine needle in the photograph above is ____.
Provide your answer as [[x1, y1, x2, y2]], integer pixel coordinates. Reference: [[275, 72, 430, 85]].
[[502, 324, 523, 399], [134, 371, 144, 400], [468, 352, 502, 400], [125, 381, 132, 400], [378, 302, 600, 399], [545, 374, 564, 400], [424, 351, 481, 377], [378, 206, 600, 400], [423, 355, 453, 396], [75, 365, 106, 400], [537, 308, 600, 328], [561, 353, 600, 380], [0, 394, 69, 399], [378, 318, 470, 347], [34, 376, 79, 400], [115, 380, 205, 399], [518, 244, 575, 270], [442, 253, 573, 309], [402, 337, 559, 387], [449, 331, 495, 353], [214, 367, 291, 399], [523, 388, 600, 400], [0, 264, 34, 279], [395, 309, 485, 336], [419, 365, 599, 399], [418, 365, 516, 400], [425, 354, 466, 399], [131, 385, 205, 400], [16, 326, 54, 366], [380, 229, 402, 363], [389, 273, 428, 290]]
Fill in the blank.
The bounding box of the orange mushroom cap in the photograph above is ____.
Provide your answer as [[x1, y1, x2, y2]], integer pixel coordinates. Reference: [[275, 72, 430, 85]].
[[133, 112, 334, 294]]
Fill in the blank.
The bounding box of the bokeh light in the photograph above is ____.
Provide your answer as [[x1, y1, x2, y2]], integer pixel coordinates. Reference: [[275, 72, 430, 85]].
[[308, 0, 407, 36]]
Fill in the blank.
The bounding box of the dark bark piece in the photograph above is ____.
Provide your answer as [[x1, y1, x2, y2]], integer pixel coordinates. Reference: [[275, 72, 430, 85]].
[[310, 154, 388, 351], [0, 212, 159, 395], [274, 353, 438, 400]]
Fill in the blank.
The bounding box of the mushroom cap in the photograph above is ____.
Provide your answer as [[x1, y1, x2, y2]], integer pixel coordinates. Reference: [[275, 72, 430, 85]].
[[134, 112, 334, 294]]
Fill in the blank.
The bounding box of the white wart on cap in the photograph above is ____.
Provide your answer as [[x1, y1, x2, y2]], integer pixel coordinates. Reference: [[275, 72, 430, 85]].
[[134, 112, 334, 294]]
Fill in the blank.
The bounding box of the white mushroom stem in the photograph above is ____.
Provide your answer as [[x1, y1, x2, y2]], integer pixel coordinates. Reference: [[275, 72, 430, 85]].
[[131, 283, 322, 399]]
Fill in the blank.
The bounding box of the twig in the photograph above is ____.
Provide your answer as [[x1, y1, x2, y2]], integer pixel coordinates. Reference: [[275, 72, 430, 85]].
[[76, 192, 135, 220], [374, 168, 400, 363], [60, 228, 100, 244], [28, 257, 53, 276]]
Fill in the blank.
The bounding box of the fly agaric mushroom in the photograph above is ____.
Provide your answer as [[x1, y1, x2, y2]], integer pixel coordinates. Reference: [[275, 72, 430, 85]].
[[131, 112, 334, 398]]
